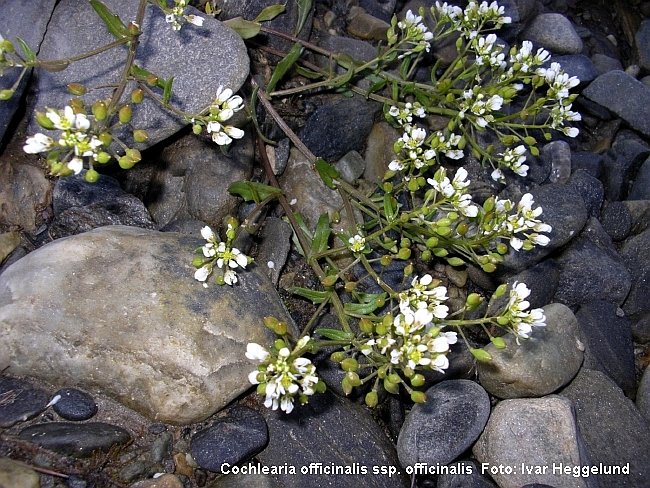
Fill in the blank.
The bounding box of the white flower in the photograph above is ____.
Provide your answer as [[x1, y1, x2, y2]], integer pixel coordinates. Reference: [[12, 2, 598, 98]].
[[24, 133, 53, 154], [185, 14, 203, 26], [194, 265, 210, 282], [348, 234, 366, 253], [67, 157, 83, 174], [201, 226, 215, 241], [246, 343, 270, 361], [223, 269, 238, 285]]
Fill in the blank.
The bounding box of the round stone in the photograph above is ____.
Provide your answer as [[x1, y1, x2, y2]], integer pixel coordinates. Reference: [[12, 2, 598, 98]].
[[53, 388, 98, 421]]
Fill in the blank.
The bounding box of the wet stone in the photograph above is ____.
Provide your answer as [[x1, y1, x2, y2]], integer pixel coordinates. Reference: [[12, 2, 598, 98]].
[[600, 201, 632, 241], [17, 422, 131, 458], [0, 376, 49, 428], [52, 388, 98, 421], [190, 406, 268, 473], [0, 457, 40, 488]]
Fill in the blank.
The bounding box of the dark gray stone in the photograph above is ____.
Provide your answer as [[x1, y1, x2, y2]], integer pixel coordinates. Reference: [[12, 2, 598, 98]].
[[30, 0, 249, 149], [0, 0, 57, 143], [560, 369, 650, 488], [628, 155, 650, 200], [190, 406, 268, 473], [636, 19, 650, 72], [552, 55, 597, 84], [600, 201, 632, 241], [254, 218, 292, 286], [571, 152, 603, 178], [301, 95, 378, 162], [601, 134, 650, 201], [253, 390, 409, 488], [50, 172, 155, 238], [335, 151, 366, 184], [17, 422, 131, 458], [522, 13, 583, 54], [637, 366, 650, 423], [397, 380, 490, 467], [358, 0, 397, 22], [541, 140, 572, 184], [473, 396, 592, 488], [567, 170, 604, 217], [582, 71, 650, 137], [554, 218, 631, 308], [632, 313, 650, 343], [622, 200, 650, 235], [621, 228, 650, 320], [477, 303, 583, 398], [52, 388, 98, 421], [436, 460, 497, 488], [0, 377, 49, 428], [499, 184, 588, 273], [591, 53, 623, 76], [575, 301, 635, 397], [504, 260, 560, 310]]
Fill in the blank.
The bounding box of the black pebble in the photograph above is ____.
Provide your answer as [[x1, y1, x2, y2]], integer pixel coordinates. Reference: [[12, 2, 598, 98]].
[[53, 388, 98, 421]]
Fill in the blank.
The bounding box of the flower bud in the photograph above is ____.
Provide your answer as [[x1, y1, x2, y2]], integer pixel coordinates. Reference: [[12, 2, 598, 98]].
[[133, 129, 149, 143], [396, 248, 411, 260], [274, 339, 286, 350], [465, 293, 482, 309], [35, 111, 55, 129], [496, 242, 508, 254], [69, 98, 84, 113], [341, 358, 358, 372], [192, 124, 203, 135], [359, 318, 373, 334], [0, 39, 14, 53], [118, 104, 132, 124], [407, 178, 419, 192], [67, 83, 86, 96], [330, 351, 347, 363], [95, 151, 111, 164], [410, 390, 427, 404], [365, 391, 379, 408], [84, 169, 100, 183], [192, 257, 205, 268], [470, 348, 493, 362], [494, 283, 508, 297], [380, 255, 392, 267], [497, 316, 510, 326], [131, 88, 144, 104], [0, 89, 15, 100], [256, 383, 266, 395], [315, 380, 327, 393], [491, 336, 507, 349], [483, 197, 495, 213], [92, 101, 108, 121]]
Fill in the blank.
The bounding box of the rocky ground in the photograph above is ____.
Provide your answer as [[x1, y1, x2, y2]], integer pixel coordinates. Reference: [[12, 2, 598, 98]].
[[1, 0, 650, 487]]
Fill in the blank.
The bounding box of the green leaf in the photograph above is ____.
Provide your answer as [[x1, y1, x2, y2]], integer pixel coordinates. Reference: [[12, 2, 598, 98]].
[[254, 4, 286, 22], [446, 256, 465, 266], [90, 0, 129, 39], [294, 65, 322, 79], [224, 17, 261, 39], [162, 77, 174, 105], [289, 287, 330, 304], [228, 180, 283, 203], [315, 328, 354, 341], [355, 292, 387, 304], [315, 158, 340, 189], [366, 76, 387, 95], [310, 213, 331, 256], [295, 0, 312, 35], [344, 298, 385, 315], [267, 42, 303, 94], [130, 64, 153, 80], [15, 38, 36, 63], [383, 194, 398, 222]]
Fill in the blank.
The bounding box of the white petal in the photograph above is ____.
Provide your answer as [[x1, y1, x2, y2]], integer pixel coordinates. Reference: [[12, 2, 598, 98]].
[[67, 157, 84, 174], [248, 370, 260, 384], [201, 226, 214, 240], [194, 265, 210, 282], [246, 343, 270, 361]]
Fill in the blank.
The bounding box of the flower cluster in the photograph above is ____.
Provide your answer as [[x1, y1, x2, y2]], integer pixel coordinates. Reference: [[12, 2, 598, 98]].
[[246, 336, 322, 414], [537, 62, 581, 137], [193, 224, 251, 286], [472, 33, 506, 70], [348, 234, 366, 253], [459, 88, 504, 128], [162, 0, 204, 31], [426, 167, 479, 217], [23, 106, 109, 176], [500, 282, 546, 339], [389, 125, 464, 174], [489, 193, 552, 251], [361, 275, 457, 374], [192, 86, 245, 146], [491, 145, 528, 182], [396, 10, 434, 57], [435, 1, 511, 40]]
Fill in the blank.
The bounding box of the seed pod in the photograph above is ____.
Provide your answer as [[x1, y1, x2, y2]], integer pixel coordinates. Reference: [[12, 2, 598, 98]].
[[95, 152, 111, 164], [67, 83, 86, 96], [118, 155, 136, 169], [330, 351, 346, 363], [84, 169, 100, 183], [470, 348, 493, 362], [359, 318, 373, 334], [341, 358, 358, 372], [494, 283, 508, 297], [410, 374, 425, 387], [133, 129, 149, 143], [344, 281, 357, 293], [0, 89, 15, 100], [410, 390, 427, 404], [396, 248, 411, 260], [125, 148, 141, 162], [118, 104, 132, 124], [192, 124, 203, 135], [379, 255, 392, 267], [98, 132, 112, 146], [35, 111, 55, 129], [383, 377, 399, 394], [92, 101, 108, 121], [491, 336, 507, 349], [465, 293, 482, 309], [192, 257, 205, 268], [263, 316, 280, 330], [69, 98, 84, 113], [365, 391, 379, 408], [131, 88, 144, 104]]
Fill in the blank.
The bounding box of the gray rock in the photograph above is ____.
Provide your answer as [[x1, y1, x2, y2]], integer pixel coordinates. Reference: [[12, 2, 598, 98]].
[[358, 0, 397, 22], [254, 391, 409, 488], [600, 201, 632, 241], [575, 301, 635, 397], [347, 7, 391, 41], [541, 140, 572, 184], [30, 0, 249, 149], [636, 19, 650, 73], [208, 472, 277, 488], [591, 53, 623, 76], [0, 226, 290, 424], [522, 13, 583, 54], [499, 184, 588, 273], [0, 377, 49, 428], [621, 228, 650, 320], [52, 388, 98, 421], [504, 260, 560, 310], [571, 152, 603, 178], [628, 155, 650, 200], [567, 170, 604, 217], [553, 218, 631, 308], [190, 406, 268, 473], [435, 460, 497, 488], [301, 95, 378, 162], [473, 396, 591, 488], [254, 218, 292, 286], [50, 172, 155, 238], [17, 422, 131, 458], [0, 162, 52, 233], [582, 71, 650, 137], [0, 232, 20, 266], [0, 0, 57, 144], [335, 151, 366, 184], [397, 380, 490, 467], [552, 55, 597, 84], [622, 199, 650, 235], [477, 303, 583, 398], [364, 122, 401, 183], [0, 457, 40, 488], [637, 366, 650, 423], [601, 133, 650, 201], [631, 313, 650, 343], [131, 474, 184, 488], [560, 369, 650, 488]]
